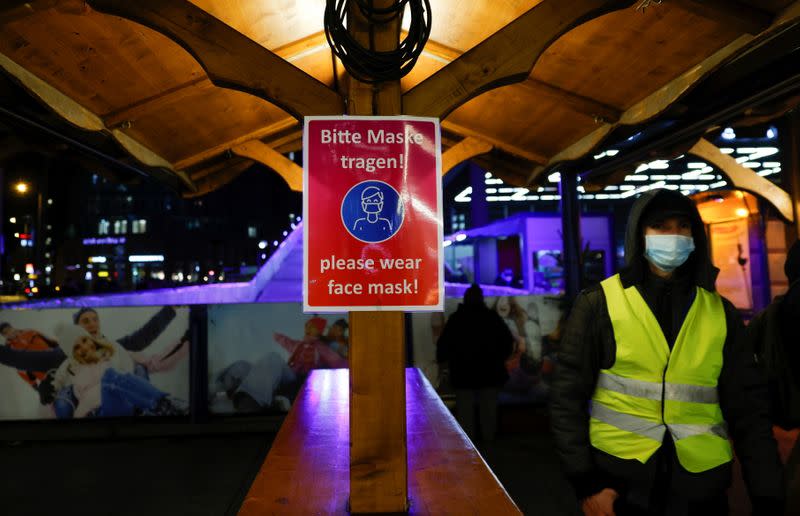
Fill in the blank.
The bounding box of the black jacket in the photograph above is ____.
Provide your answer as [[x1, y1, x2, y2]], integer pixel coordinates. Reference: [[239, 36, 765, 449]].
[[549, 190, 784, 510], [436, 303, 514, 389]]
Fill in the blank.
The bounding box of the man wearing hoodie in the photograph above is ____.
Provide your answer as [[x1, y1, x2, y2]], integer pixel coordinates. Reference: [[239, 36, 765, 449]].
[[550, 189, 783, 515]]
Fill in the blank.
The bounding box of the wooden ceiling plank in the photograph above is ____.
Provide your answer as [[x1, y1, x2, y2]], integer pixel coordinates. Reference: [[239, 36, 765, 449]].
[[524, 9, 800, 187], [520, 79, 621, 123], [87, 0, 344, 119], [689, 138, 794, 221], [231, 140, 302, 192], [401, 0, 636, 119], [441, 120, 547, 164], [0, 50, 196, 191], [102, 77, 213, 128], [173, 117, 298, 169], [672, 0, 772, 35], [441, 137, 493, 175]]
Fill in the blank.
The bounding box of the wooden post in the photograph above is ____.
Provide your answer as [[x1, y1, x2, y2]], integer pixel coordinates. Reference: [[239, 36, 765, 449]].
[[345, 1, 408, 513]]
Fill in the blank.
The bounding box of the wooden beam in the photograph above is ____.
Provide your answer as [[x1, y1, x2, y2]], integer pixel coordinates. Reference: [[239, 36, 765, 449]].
[[689, 138, 794, 222], [672, 0, 772, 36], [345, 1, 407, 514], [173, 117, 297, 169], [0, 50, 195, 191], [87, 0, 344, 120], [102, 77, 213, 128], [401, 0, 636, 118], [441, 137, 493, 175], [442, 120, 547, 164], [231, 140, 302, 191], [520, 79, 621, 123]]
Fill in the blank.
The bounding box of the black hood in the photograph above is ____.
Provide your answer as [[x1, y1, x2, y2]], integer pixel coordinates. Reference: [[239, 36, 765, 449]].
[[619, 189, 718, 291]]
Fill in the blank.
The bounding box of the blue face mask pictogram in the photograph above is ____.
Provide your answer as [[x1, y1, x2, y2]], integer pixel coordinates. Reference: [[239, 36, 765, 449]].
[[341, 181, 404, 243], [644, 234, 696, 272]]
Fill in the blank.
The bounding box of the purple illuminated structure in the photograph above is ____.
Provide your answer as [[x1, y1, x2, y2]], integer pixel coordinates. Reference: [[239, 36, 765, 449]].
[[445, 212, 614, 294]]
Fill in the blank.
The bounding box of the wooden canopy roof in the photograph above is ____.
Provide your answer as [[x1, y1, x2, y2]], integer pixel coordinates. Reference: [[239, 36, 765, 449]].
[[1, 0, 799, 196]]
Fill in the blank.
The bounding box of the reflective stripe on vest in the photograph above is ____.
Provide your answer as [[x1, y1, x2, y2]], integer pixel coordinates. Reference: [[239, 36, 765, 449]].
[[590, 274, 733, 473], [596, 373, 719, 404]]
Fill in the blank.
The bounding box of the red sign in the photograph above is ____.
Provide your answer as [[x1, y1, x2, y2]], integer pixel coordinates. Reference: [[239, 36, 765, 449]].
[[303, 116, 443, 312]]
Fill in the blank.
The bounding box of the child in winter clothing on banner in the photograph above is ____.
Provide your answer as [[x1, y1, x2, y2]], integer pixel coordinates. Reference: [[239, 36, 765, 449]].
[[52, 324, 185, 418]]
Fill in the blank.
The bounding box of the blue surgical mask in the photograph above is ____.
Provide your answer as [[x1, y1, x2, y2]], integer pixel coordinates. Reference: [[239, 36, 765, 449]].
[[644, 235, 695, 272]]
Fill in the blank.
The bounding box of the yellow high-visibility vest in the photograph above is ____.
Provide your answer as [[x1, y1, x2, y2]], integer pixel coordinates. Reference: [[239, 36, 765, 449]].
[[589, 274, 733, 473]]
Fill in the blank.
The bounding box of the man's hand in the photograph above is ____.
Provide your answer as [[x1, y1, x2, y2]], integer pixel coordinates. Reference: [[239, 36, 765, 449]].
[[581, 488, 618, 516]]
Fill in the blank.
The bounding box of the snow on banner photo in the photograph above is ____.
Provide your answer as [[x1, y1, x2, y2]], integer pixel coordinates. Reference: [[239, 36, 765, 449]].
[[0, 305, 190, 420], [207, 303, 349, 415]]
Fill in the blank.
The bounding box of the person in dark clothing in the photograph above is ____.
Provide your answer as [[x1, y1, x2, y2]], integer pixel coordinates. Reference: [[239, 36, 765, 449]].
[[748, 238, 800, 515], [437, 284, 514, 442], [550, 189, 784, 516]]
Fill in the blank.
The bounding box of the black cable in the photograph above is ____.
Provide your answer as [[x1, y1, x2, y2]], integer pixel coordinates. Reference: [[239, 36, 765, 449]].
[[324, 0, 431, 84]]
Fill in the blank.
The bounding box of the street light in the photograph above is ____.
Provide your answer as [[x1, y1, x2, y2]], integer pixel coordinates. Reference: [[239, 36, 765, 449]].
[[14, 181, 29, 194]]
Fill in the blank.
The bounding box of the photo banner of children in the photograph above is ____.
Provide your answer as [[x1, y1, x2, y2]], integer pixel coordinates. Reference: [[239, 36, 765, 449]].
[[0, 305, 190, 420], [208, 303, 349, 415], [411, 295, 565, 405]]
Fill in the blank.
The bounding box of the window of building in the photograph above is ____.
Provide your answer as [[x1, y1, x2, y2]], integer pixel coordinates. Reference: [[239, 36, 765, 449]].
[[132, 219, 147, 234], [248, 226, 257, 238], [98, 219, 110, 235], [114, 219, 128, 234]]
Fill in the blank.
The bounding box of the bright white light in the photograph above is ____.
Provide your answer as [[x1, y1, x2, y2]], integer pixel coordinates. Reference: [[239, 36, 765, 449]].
[[647, 160, 669, 170], [88, 256, 107, 264], [720, 148, 734, 154], [484, 172, 492, 179], [743, 162, 760, 168], [767, 127, 777, 139], [9, 217, 16, 224], [687, 162, 707, 169], [455, 234, 467, 242], [85, 272, 93, 281], [290, 223, 296, 229], [548, 172, 561, 183], [485, 188, 497, 194], [721, 127, 736, 140], [258, 240, 267, 249], [606, 149, 619, 157], [762, 162, 781, 168], [736, 208, 749, 218], [594, 151, 607, 160], [625, 175, 649, 181], [454, 187, 472, 203], [128, 255, 164, 263], [485, 178, 503, 185], [296, 216, 301, 222], [261, 253, 267, 259], [273, 240, 279, 246], [710, 180, 727, 188], [443, 240, 452, 247], [13, 274, 20, 281], [635, 164, 649, 173], [282, 231, 288, 236], [620, 181, 667, 199], [47, 199, 53, 205]]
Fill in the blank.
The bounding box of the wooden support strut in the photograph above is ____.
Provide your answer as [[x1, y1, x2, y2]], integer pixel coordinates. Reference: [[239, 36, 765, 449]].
[[87, 0, 344, 120], [689, 138, 795, 222], [441, 137, 493, 175], [401, 0, 636, 119], [231, 140, 303, 192]]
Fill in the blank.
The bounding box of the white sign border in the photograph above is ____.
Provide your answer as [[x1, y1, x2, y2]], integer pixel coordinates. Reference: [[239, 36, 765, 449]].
[[303, 115, 444, 313]]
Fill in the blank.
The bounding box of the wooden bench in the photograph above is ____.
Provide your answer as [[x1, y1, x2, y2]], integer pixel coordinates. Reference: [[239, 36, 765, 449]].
[[239, 368, 521, 515]]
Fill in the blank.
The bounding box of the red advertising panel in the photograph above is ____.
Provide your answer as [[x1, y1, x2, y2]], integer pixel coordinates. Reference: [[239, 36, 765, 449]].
[[303, 116, 443, 312]]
